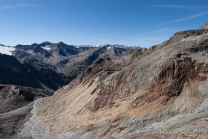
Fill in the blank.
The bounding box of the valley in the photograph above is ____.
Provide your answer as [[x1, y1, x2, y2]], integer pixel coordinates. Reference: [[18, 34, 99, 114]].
[[18, 22, 208, 138], [1, 22, 208, 139]]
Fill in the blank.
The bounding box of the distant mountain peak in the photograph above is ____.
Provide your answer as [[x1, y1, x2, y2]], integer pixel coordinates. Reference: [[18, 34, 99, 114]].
[[58, 41, 66, 45], [43, 41, 51, 43], [39, 41, 53, 47]]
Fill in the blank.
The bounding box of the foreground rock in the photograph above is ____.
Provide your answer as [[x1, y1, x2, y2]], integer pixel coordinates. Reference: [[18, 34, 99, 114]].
[[0, 85, 52, 139], [20, 24, 208, 138]]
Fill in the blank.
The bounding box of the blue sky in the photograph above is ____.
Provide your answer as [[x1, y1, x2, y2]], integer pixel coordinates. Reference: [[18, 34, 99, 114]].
[[0, 0, 208, 47]]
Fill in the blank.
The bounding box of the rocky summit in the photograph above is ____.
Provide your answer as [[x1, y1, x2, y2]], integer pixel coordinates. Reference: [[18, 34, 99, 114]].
[[15, 22, 208, 139]]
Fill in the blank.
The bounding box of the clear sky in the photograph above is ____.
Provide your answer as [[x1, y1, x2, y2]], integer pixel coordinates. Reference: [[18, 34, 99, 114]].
[[0, 0, 208, 47]]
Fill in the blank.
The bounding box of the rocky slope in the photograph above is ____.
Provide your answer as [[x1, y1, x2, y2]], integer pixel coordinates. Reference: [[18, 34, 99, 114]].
[[0, 85, 52, 139], [19, 22, 208, 139]]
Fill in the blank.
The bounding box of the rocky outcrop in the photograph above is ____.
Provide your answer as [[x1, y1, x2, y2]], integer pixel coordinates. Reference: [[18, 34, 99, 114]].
[[149, 28, 208, 54], [155, 54, 207, 96]]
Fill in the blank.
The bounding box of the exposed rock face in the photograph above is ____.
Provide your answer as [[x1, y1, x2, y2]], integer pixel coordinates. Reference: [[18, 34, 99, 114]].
[[19, 24, 208, 138], [155, 54, 207, 97], [151, 29, 208, 51]]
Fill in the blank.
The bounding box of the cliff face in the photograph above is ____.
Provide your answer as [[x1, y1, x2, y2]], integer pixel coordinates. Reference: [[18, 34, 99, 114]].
[[20, 27, 208, 138]]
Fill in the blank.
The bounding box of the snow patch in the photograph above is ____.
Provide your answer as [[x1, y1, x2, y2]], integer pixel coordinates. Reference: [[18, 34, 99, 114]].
[[0, 46, 15, 55], [29, 51, 36, 55], [93, 44, 100, 47], [107, 46, 111, 49], [41, 45, 51, 51]]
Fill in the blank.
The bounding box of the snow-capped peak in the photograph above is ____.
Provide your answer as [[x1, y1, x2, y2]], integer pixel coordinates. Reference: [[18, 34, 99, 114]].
[[0, 45, 15, 55], [41, 45, 51, 51]]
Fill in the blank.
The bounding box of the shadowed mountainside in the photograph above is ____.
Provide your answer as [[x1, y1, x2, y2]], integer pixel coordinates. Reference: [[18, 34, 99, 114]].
[[0, 54, 70, 91]]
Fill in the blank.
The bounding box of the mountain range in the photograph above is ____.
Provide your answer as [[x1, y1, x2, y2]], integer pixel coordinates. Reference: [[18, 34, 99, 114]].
[[0, 43, 139, 91], [0, 21, 208, 139], [0, 42, 140, 138]]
